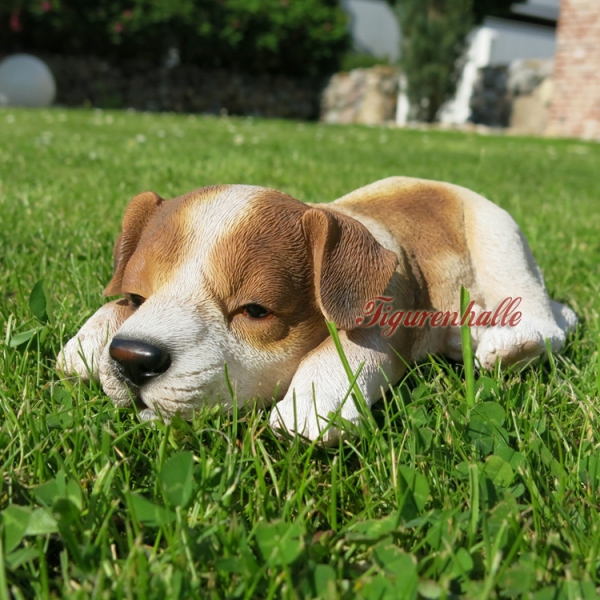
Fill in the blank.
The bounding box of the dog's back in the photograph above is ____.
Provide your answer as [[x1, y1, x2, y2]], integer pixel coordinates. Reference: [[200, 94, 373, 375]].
[[331, 176, 477, 313]]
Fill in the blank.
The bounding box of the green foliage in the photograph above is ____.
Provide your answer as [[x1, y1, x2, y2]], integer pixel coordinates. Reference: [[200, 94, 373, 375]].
[[8, 279, 50, 348], [0, 107, 599, 597], [460, 285, 475, 406], [0, 0, 350, 77], [341, 52, 397, 71], [392, 0, 474, 122], [254, 520, 305, 567]]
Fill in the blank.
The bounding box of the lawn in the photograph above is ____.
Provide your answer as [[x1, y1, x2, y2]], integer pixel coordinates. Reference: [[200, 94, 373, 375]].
[[1, 107, 599, 599]]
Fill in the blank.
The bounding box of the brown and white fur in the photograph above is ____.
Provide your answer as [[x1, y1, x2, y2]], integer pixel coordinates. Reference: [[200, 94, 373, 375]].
[[57, 177, 577, 444]]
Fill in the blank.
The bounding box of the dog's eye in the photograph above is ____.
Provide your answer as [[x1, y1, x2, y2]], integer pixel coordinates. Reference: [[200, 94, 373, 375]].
[[128, 294, 146, 309], [242, 304, 272, 320]]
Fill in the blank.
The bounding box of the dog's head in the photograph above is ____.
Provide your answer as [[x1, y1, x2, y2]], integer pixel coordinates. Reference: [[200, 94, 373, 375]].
[[99, 185, 397, 419]]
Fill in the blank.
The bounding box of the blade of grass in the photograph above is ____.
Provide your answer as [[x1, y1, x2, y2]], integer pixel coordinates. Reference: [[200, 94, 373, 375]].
[[597, 335, 600, 398], [461, 286, 475, 408], [0, 540, 9, 600], [326, 321, 368, 411]]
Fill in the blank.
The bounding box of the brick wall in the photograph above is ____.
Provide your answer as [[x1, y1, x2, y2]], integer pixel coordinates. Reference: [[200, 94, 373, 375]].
[[546, 0, 600, 140]]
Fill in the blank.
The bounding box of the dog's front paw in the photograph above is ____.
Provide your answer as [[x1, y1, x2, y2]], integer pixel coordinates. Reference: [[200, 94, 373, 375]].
[[57, 330, 105, 382], [57, 300, 130, 382], [269, 398, 343, 446], [267, 329, 400, 445], [269, 388, 361, 446]]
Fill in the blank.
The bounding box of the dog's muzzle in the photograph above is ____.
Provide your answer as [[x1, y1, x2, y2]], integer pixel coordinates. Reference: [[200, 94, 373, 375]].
[[109, 338, 171, 387]]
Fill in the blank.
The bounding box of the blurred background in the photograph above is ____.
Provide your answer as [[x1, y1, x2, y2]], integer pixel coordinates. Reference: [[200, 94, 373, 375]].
[[0, 0, 598, 140]]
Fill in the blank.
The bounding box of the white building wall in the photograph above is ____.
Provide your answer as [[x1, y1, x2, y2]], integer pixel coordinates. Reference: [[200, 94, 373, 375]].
[[342, 0, 401, 62], [486, 17, 556, 65]]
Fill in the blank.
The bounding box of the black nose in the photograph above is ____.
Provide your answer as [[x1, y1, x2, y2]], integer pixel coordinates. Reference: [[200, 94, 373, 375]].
[[109, 338, 171, 387]]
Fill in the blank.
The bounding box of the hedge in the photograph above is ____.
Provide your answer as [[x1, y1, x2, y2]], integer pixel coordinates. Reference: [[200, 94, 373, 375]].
[[1, 0, 350, 77]]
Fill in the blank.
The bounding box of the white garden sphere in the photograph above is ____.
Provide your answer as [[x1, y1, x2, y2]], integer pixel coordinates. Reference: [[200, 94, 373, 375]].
[[0, 54, 56, 107]]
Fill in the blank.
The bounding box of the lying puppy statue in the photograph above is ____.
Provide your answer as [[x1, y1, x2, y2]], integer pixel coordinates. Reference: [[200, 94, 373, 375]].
[[58, 177, 577, 443]]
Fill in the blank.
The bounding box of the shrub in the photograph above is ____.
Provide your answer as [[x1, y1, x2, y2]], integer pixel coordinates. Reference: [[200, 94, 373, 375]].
[[340, 52, 397, 72], [1, 0, 350, 77], [392, 0, 474, 122]]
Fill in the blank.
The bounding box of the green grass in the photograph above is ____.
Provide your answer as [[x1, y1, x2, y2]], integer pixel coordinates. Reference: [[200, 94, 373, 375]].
[[1, 107, 600, 599]]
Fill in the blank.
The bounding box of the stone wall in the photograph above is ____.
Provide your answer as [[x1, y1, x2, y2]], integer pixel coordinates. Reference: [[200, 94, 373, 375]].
[[2, 54, 324, 120], [469, 59, 554, 134], [546, 0, 600, 140], [320, 66, 400, 125]]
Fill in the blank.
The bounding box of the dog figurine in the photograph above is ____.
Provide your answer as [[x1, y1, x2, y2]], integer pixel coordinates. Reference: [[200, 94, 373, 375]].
[[58, 177, 577, 443]]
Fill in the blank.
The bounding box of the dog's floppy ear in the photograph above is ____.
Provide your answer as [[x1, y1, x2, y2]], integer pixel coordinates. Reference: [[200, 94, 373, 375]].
[[103, 192, 164, 296], [302, 208, 398, 330]]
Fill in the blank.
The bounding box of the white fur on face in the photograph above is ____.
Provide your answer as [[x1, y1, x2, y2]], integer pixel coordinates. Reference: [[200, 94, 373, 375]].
[[99, 288, 307, 418], [99, 292, 229, 414]]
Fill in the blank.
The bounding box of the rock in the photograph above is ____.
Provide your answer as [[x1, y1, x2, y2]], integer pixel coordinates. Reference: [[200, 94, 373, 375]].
[[320, 66, 400, 125], [536, 77, 554, 106], [508, 59, 553, 96], [509, 76, 554, 135], [510, 95, 547, 134]]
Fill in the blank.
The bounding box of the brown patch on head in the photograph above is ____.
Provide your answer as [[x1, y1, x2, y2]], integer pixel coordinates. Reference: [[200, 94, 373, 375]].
[[206, 190, 329, 351]]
